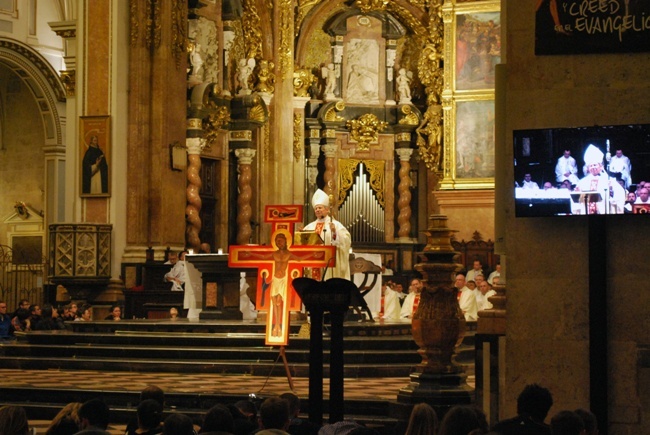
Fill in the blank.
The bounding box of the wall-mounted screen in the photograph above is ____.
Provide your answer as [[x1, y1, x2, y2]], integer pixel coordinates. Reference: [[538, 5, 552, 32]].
[[514, 124, 650, 217]]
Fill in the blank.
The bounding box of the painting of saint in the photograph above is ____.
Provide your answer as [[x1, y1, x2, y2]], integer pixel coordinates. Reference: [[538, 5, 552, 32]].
[[80, 116, 110, 197]]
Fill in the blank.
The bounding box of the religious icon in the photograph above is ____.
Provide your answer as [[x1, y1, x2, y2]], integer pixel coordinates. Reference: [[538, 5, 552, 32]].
[[80, 116, 111, 197]]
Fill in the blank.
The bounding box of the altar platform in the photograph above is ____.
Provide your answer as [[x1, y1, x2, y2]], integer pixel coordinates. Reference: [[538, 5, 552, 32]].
[[0, 318, 476, 432]]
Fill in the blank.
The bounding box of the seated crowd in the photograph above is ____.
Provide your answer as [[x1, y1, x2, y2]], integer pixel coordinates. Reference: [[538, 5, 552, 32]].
[[0, 383, 597, 435], [379, 260, 500, 322], [0, 297, 112, 340]]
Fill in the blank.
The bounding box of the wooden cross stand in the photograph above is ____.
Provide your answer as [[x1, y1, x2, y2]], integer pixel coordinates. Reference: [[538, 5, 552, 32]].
[[228, 205, 335, 388]]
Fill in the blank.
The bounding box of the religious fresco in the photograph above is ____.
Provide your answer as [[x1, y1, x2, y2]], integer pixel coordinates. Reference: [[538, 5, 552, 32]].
[[455, 12, 501, 91], [79, 116, 110, 197], [454, 99, 495, 180]]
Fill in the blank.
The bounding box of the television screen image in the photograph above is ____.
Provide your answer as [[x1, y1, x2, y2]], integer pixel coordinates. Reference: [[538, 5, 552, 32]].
[[513, 124, 650, 217]]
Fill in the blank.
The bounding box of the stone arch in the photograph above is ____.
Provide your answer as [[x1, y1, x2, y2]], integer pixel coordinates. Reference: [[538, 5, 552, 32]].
[[0, 37, 67, 225], [0, 38, 66, 145]]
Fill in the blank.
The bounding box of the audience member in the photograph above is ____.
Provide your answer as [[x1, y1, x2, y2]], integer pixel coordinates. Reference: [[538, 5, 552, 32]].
[[437, 405, 488, 435], [404, 402, 438, 435], [476, 281, 496, 311], [0, 405, 30, 435], [200, 404, 234, 435], [76, 398, 111, 434], [127, 399, 163, 435], [104, 305, 122, 321], [465, 260, 484, 282], [491, 383, 553, 435], [521, 173, 540, 190], [400, 278, 424, 319], [634, 187, 650, 204], [34, 304, 66, 330], [124, 385, 165, 435], [163, 413, 195, 435], [29, 304, 42, 325], [280, 392, 320, 435], [0, 300, 12, 340], [14, 299, 31, 317], [487, 264, 501, 285], [257, 397, 290, 435], [45, 402, 82, 435], [573, 408, 597, 435], [549, 410, 584, 435], [230, 400, 258, 435], [11, 307, 32, 332], [455, 273, 478, 321], [169, 307, 180, 320], [75, 305, 92, 322]]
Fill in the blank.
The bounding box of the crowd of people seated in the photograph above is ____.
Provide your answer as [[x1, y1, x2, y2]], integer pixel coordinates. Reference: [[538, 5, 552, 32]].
[[0, 297, 101, 340], [0, 383, 598, 435]]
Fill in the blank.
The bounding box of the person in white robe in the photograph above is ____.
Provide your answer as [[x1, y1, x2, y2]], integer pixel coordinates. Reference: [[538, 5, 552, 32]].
[[476, 281, 497, 312], [303, 189, 352, 281], [455, 273, 478, 321], [607, 149, 632, 189], [380, 284, 401, 321], [574, 144, 625, 215], [555, 150, 579, 185]]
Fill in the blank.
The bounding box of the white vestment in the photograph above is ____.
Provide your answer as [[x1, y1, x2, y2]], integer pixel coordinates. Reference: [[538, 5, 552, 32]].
[[458, 286, 478, 321], [555, 156, 579, 184], [303, 217, 351, 280]]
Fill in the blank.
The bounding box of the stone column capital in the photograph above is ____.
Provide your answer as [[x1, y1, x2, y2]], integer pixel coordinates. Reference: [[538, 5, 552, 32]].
[[235, 148, 256, 164], [186, 137, 206, 155], [321, 143, 338, 158], [396, 148, 414, 161]]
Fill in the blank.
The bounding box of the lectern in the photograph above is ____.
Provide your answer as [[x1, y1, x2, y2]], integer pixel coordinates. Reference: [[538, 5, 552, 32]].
[[292, 277, 357, 425]]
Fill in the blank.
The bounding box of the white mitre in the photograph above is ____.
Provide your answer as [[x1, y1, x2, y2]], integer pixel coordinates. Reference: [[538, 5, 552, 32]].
[[311, 189, 330, 208], [584, 144, 604, 166]]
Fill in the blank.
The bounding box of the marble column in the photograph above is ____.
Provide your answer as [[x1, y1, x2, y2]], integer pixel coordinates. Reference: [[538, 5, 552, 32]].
[[395, 147, 414, 242], [321, 139, 338, 207], [234, 148, 256, 245], [186, 134, 207, 252]]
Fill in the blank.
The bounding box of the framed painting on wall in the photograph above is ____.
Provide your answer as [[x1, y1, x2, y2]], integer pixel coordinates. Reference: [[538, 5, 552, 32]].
[[440, 97, 495, 189], [79, 115, 110, 197], [455, 10, 501, 91]]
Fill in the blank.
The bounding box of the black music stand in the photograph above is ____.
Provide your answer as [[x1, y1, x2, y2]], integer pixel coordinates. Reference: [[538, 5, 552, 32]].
[[292, 277, 356, 425]]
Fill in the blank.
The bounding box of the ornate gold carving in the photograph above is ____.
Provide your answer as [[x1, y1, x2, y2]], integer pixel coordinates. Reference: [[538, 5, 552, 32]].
[[278, 0, 293, 80], [146, 0, 162, 50], [60, 70, 75, 97], [303, 29, 330, 70], [230, 130, 253, 141], [202, 106, 232, 148], [255, 60, 275, 94], [250, 100, 267, 123], [53, 29, 76, 38], [130, 0, 138, 46], [187, 118, 202, 130], [356, 0, 389, 14], [295, 0, 323, 37], [338, 159, 385, 208], [263, 110, 271, 160], [399, 105, 419, 126], [293, 67, 315, 97], [346, 114, 388, 151], [171, 0, 188, 68], [242, 0, 263, 60], [395, 132, 411, 143], [322, 129, 337, 138], [293, 113, 303, 162], [416, 102, 443, 171], [323, 101, 346, 122]]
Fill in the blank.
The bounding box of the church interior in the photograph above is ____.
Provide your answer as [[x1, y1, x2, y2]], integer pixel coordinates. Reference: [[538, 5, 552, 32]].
[[0, 1, 649, 434]]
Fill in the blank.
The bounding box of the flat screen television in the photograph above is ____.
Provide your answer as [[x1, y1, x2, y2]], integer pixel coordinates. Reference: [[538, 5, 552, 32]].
[[513, 123, 650, 217]]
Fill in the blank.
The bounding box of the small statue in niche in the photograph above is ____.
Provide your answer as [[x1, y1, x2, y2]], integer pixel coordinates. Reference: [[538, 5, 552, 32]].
[[255, 60, 275, 94], [189, 43, 204, 81], [321, 63, 339, 100], [396, 68, 413, 104], [237, 58, 256, 95]]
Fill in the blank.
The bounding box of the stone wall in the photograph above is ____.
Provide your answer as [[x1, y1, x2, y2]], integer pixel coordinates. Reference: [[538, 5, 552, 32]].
[[0, 66, 45, 246], [503, 3, 650, 434]]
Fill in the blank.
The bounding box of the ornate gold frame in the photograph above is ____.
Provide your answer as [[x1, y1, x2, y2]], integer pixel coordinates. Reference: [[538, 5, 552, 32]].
[[440, 0, 500, 190]]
